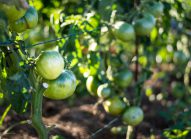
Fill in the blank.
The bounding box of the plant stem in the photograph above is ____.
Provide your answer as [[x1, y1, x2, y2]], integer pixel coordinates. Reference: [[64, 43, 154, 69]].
[[31, 88, 48, 139], [126, 126, 134, 139], [135, 37, 139, 82]]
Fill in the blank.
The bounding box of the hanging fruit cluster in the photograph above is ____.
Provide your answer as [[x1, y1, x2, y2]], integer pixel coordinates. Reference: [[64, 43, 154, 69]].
[[85, 0, 164, 127], [35, 50, 77, 100]]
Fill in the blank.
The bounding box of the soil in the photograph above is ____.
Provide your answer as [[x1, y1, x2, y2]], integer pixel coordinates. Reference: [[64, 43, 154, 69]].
[[0, 94, 170, 139]]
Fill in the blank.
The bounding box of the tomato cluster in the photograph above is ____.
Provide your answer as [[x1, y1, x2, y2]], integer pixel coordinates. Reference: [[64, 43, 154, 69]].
[[85, 0, 164, 126], [0, 4, 38, 33], [35, 47, 77, 100], [0, 3, 77, 101]]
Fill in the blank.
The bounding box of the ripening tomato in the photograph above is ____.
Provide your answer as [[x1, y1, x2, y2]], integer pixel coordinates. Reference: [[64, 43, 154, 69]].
[[133, 13, 156, 36], [0, 3, 27, 22], [122, 106, 144, 126], [10, 6, 38, 33], [36, 51, 64, 80], [113, 69, 133, 88], [113, 21, 135, 42], [97, 83, 111, 98], [43, 70, 77, 100], [103, 97, 126, 116], [86, 76, 100, 96]]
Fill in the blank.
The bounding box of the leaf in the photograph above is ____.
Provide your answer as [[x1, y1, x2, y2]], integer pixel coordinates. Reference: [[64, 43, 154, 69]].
[[1, 72, 31, 113]]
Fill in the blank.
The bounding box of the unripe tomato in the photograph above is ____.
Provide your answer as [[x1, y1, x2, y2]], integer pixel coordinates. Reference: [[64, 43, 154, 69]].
[[44, 70, 77, 100], [122, 106, 144, 126], [0, 3, 26, 22], [24, 7, 38, 28], [103, 97, 126, 116], [86, 76, 100, 96], [143, 1, 164, 17], [36, 51, 64, 80], [133, 13, 156, 36], [10, 17, 27, 33], [113, 21, 135, 42], [113, 69, 133, 88], [10, 6, 38, 33], [97, 83, 111, 98]]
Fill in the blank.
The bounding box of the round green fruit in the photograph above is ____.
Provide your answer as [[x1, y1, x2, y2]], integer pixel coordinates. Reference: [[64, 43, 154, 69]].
[[113, 21, 135, 42], [44, 70, 77, 100], [97, 83, 111, 98], [10, 6, 38, 33], [86, 76, 100, 96], [113, 69, 133, 88], [36, 51, 64, 80], [143, 1, 164, 17], [122, 106, 144, 126], [0, 3, 27, 22], [103, 97, 126, 116], [133, 13, 156, 36]]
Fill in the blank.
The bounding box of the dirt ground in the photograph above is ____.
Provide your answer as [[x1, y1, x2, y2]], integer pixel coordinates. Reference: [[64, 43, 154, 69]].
[[0, 94, 170, 139]]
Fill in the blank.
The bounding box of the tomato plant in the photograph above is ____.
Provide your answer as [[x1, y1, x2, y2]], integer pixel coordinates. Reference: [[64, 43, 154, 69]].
[[0, 0, 191, 138]]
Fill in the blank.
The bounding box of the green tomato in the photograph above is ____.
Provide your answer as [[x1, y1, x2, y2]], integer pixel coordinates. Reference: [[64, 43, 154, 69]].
[[97, 83, 111, 98], [122, 106, 144, 126], [44, 70, 77, 100], [103, 96, 126, 116], [36, 51, 64, 80], [0, 3, 26, 22], [10, 17, 27, 33], [113, 69, 133, 88], [171, 82, 185, 99], [24, 7, 38, 28], [10, 6, 38, 33], [143, 1, 164, 17], [113, 21, 135, 42], [133, 13, 156, 36], [86, 76, 100, 96]]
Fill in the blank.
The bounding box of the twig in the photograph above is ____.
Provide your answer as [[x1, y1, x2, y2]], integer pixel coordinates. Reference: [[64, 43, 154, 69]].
[[89, 117, 119, 139]]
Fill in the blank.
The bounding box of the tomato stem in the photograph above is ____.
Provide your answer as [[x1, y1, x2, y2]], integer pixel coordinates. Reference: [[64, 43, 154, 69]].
[[31, 88, 48, 139]]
